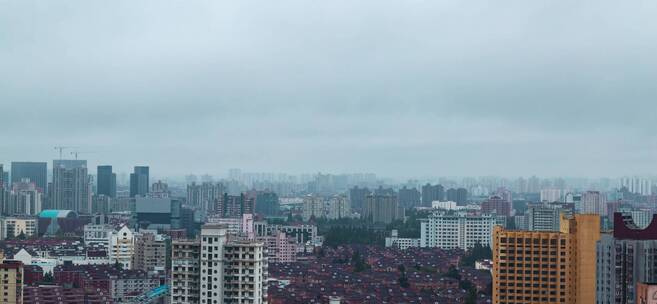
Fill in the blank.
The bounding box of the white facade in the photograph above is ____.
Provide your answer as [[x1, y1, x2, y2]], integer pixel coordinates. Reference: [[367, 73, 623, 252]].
[[200, 225, 228, 304], [420, 212, 498, 250], [619, 177, 652, 195], [580, 191, 607, 216], [431, 201, 457, 210], [108, 226, 135, 269], [326, 196, 350, 220], [223, 240, 268, 304], [540, 188, 562, 203], [629, 210, 653, 229], [0, 217, 37, 240], [302, 196, 325, 221], [385, 230, 420, 250], [83, 224, 113, 248]]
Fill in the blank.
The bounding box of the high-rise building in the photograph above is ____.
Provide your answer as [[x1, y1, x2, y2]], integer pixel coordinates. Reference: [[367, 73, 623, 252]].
[[0, 260, 23, 304], [398, 186, 421, 208], [187, 182, 225, 215], [492, 214, 600, 304], [200, 225, 227, 304], [217, 194, 254, 218], [348, 186, 370, 212], [421, 184, 444, 206], [223, 239, 268, 303], [540, 188, 562, 203], [10, 162, 47, 193], [109, 226, 136, 269], [8, 180, 42, 216], [302, 195, 324, 221], [596, 213, 657, 304], [526, 203, 570, 232], [171, 239, 201, 304], [171, 225, 269, 304], [619, 177, 652, 196], [133, 231, 167, 272], [96, 165, 116, 198], [52, 160, 90, 213], [482, 195, 511, 217], [129, 166, 149, 198], [326, 195, 350, 219], [254, 191, 279, 216], [363, 194, 400, 224], [580, 191, 607, 216], [446, 187, 468, 205], [420, 212, 498, 250]]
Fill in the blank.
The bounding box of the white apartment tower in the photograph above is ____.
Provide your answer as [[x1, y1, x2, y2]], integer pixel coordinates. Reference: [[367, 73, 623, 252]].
[[200, 225, 228, 304], [420, 212, 498, 250]]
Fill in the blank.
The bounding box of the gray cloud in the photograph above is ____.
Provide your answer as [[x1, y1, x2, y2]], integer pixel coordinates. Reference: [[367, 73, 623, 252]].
[[1, 0, 657, 179]]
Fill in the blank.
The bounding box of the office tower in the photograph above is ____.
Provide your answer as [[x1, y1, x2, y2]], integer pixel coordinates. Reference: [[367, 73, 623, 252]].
[[482, 195, 511, 216], [52, 160, 90, 213], [10, 162, 47, 193], [398, 186, 421, 208], [580, 191, 607, 216], [96, 165, 116, 198], [254, 191, 279, 216], [492, 214, 600, 304], [0, 164, 6, 189], [109, 226, 136, 269], [171, 239, 201, 304], [596, 213, 657, 304], [421, 184, 444, 206], [0, 260, 23, 304], [302, 195, 325, 221], [363, 194, 400, 224], [8, 180, 42, 215], [420, 212, 498, 250], [540, 188, 562, 203], [92, 194, 111, 214], [130, 166, 149, 197], [133, 231, 167, 272], [348, 186, 370, 212], [326, 195, 350, 219]]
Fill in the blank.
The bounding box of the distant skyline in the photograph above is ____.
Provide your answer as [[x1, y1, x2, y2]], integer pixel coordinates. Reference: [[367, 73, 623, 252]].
[[2, 0, 657, 178]]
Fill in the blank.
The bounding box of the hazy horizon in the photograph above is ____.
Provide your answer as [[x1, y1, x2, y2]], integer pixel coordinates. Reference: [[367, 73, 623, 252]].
[[2, 0, 657, 178]]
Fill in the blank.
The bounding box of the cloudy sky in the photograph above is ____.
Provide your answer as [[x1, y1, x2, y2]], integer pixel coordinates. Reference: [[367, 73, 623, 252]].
[[1, 0, 656, 179]]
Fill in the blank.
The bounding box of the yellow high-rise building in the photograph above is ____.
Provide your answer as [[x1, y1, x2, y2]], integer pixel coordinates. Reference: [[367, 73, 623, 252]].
[[492, 214, 600, 304]]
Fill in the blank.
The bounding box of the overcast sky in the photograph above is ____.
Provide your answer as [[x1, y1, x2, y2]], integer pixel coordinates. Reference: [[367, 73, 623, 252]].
[[1, 0, 656, 179]]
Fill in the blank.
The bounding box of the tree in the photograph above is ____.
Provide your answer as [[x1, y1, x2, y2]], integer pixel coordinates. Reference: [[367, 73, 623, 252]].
[[460, 243, 492, 267], [42, 272, 54, 283], [445, 265, 461, 280]]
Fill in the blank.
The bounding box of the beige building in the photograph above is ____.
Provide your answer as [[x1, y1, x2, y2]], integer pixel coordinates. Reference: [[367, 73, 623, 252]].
[[133, 231, 167, 272], [0, 260, 23, 304], [492, 214, 600, 304], [171, 239, 201, 304], [0, 217, 37, 240]]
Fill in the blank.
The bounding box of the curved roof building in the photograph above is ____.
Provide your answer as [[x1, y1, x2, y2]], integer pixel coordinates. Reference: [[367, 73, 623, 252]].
[[38, 210, 78, 219]]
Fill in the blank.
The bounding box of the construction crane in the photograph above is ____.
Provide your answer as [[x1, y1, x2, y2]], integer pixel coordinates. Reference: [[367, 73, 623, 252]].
[[70, 151, 95, 160], [54, 146, 74, 159]]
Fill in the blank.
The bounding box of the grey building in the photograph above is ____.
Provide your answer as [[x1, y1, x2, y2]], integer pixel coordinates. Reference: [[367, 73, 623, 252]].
[[398, 186, 421, 208], [52, 160, 90, 213], [363, 194, 401, 224], [129, 166, 149, 197], [421, 183, 444, 206], [10, 162, 47, 193], [526, 204, 571, 231], [596, 213, 657, 304], [96, 165, 116, 198]]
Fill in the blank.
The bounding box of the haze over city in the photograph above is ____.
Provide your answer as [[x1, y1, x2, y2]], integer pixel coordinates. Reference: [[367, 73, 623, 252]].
[[3, 0, 657, 178]]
